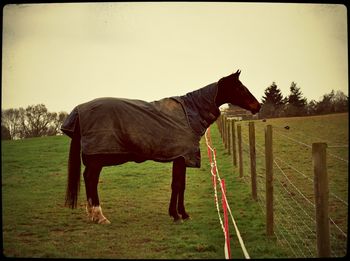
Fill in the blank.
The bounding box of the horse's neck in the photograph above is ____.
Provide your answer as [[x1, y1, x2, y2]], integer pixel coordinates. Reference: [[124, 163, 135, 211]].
[[185, 83, 219, 112], [177, 82, 221, 135], [215, 84, 230, 107]]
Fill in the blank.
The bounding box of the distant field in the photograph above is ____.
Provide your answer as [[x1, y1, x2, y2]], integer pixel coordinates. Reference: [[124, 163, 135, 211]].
[[2, 113, 348, 258]]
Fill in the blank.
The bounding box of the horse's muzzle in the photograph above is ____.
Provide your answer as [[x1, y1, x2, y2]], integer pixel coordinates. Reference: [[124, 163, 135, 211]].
[[250, 103, 261, 115]]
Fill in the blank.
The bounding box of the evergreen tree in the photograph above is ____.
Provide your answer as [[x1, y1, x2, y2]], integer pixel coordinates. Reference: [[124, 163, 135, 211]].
[[261, 82, 284, 105], [260, 82, 285, 118], [285, 82, 307, 116]]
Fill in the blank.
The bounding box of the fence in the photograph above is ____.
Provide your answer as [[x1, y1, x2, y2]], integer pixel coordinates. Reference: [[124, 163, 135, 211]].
[[216, 114, 348, 258], [205, 127, 250, 259]]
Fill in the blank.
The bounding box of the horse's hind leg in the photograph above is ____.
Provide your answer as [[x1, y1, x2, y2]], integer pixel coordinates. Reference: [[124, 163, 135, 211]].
[[83, 160, 110, 224], [84, 167, 93, 219]]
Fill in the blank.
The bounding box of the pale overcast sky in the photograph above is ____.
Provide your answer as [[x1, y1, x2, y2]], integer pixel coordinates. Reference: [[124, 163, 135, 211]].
[[2, 3, 348, 113]]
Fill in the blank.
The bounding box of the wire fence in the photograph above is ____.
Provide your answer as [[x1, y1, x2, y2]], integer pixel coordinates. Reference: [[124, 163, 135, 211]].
[[217, 115, 348, 258]]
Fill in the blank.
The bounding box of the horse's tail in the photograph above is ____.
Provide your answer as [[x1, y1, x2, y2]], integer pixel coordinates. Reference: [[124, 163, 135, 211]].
[[65, 121, 81, 209]]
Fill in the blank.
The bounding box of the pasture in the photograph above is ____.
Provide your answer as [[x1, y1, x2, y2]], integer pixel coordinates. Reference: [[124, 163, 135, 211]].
[[2, 113, 348, 258], [219, 112, 348, 257]]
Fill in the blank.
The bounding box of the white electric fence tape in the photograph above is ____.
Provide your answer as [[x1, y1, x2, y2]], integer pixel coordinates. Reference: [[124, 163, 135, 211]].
[[205, 128, 250, 259]]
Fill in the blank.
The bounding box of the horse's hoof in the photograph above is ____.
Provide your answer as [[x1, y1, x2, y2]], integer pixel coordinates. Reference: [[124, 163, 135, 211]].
[[182, 215, 191, 221], [98, 218, 111, 224], [171, 213, 182, 223], [181, 213, 191, 220], [174, 218, 183, 224], [169, 210, 181, 221]]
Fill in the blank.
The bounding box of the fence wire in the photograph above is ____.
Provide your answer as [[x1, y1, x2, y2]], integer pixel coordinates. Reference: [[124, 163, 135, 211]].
[[220, 119, 348, 257]]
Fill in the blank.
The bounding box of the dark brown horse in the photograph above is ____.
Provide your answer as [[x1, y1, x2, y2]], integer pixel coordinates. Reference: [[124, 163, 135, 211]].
[[61, 70, 261, 224]]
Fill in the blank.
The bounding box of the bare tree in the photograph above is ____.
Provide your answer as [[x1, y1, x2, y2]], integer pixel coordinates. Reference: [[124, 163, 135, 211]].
[[19, 104, 56, 138], [47, 111, 68, 136], [1, 108, 22, 139], [1, 125, 11, 140], [2, 104, 68, 139]]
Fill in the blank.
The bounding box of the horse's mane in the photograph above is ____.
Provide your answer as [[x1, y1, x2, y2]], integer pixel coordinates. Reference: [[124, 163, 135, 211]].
[[171, 82, 220, 136]]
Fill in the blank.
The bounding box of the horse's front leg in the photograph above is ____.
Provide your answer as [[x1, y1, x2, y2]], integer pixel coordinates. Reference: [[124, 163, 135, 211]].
[[177, 168, 190, 220], [169, 157, 190, 221]]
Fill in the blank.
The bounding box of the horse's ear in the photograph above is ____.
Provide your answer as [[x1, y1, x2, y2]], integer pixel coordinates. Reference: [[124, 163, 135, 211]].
[[234, 69, 241, 78]]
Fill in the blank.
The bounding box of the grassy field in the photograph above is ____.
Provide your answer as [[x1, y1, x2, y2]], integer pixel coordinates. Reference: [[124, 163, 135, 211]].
[[2, 113, 348, 258], [227, 112, 348, 257]]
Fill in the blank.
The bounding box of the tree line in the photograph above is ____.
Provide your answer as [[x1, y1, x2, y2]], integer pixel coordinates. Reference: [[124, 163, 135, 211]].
[[2, 104, 68, 140], [2, 83, 348, 140], [259, 82, 348, 118]]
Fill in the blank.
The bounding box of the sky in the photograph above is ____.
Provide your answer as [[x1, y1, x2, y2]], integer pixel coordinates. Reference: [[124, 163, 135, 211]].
[[2, 2, 348, 113]]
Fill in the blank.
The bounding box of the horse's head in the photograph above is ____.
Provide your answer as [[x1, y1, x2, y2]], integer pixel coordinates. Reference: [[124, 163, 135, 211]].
[[216, 70, 261, 114]]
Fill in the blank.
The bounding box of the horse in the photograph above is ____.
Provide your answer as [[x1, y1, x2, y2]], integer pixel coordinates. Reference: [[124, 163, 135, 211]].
[[61, 70, 261, 224]]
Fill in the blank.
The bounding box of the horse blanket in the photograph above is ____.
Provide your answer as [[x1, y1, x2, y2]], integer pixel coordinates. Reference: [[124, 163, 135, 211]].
[[61, 83, 220, 168]]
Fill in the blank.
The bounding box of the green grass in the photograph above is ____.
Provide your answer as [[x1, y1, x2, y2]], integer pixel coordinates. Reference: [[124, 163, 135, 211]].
[[2, 113, 348, 258], [2, 134, 238, 258], [231, 112, 348, 257]]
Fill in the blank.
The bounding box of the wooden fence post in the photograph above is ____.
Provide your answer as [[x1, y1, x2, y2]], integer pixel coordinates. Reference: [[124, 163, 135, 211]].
[[249, 122, 257, 201], [227, 119, 231, 155], [223, 115, 227, 149], [220, 115, 224, 138], [265, 125, 273, 236], [313, 143, 330, 257], [237, 124, 243, 177], [217, 116, 222, 137], [231, 120, 237, 167]]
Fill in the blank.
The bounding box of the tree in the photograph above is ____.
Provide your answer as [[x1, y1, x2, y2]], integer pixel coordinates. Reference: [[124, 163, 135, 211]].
[[315, 90, 349, 114], [1, 125, 11, 140], [306, 100, 318, 115], [316, 90, 335, 114], [1, 108, 22, 139], [333, 90, 348, 113], [285, 82, 307, 116], [260, 82, 285, 118], [46, 111, 68, 136], [18, 104, 57, 138], [2, 104, 69, 139]]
